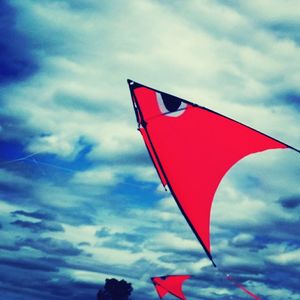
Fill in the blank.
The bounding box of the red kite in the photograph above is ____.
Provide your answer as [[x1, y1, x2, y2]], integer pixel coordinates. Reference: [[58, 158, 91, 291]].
[[151, 275, 191, 300], [128, 79, 299, 266]]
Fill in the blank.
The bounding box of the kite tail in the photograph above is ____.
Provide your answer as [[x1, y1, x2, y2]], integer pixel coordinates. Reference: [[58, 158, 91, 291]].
[[225, 275, 261, 300], [214, 266, 261, 299]]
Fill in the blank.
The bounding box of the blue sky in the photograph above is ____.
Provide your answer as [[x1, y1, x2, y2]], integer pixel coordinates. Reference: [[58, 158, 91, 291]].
[[0, 0, 300, 299]]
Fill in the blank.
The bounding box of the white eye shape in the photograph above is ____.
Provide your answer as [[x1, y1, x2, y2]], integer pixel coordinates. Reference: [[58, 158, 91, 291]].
[[156, 92, 187, 117]]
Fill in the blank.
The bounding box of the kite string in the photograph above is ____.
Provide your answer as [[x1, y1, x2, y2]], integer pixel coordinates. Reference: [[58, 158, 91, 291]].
[[31, 157, 47, 177], [0, 151, 150, 189], [0, 151, 44, 166]]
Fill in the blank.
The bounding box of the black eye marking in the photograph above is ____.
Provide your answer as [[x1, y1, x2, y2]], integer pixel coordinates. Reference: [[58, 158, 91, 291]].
[[156, 92, 187, 117], [161, 93, 183, 112]]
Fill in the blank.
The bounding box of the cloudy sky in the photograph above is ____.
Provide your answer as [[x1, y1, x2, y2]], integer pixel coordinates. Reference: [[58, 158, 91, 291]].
[[0, 0, 300, 299]]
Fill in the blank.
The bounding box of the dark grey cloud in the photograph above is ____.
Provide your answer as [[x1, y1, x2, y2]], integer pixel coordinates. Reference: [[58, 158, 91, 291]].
[[11, 219, 64, 232], [132, 258, 170, 278], [113, 232, 145, 244], [95, 227, 110, 238], [44, 279, 100, 300], [78, 241, 91, 247], [213, 245, 300, 297], [0, 0, 38, 85], [270, 220, 300, 242], [268, 23, 300, 44], [97, 227, 146, 253], [263, 266, 300, 294], [229, 234, 267, 251], [212, 205, 300, 245], [53, 91, 118, 115], [11, 209, 55, 220], [16, 237, 82, 256], [0, 243, 20, 251], [186, 270, 253, 299], [158, 254, 198, 264], [282, 93, 300, 111], [219, 1, 300, 46], [0, 115, 38, 144], [0, 179, 32, 204], [279, 195, 300, 209], [0, 251, 117, 299], [56, 206, 95, 226], [146, 243, 200, 257], [0, 248, 135, 291], [58, 0, 105, 11], [0, 263, 100, 300], [0, 256, 59, 272], [0, 167, 100, 230]]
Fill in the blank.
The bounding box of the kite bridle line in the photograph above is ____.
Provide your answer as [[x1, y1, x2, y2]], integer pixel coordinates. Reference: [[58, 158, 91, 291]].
[[0, 151, 150, 190], [128, 80, 168, 190]]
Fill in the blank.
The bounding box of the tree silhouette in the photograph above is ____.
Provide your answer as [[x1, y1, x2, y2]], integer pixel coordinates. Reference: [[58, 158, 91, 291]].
[[97, 278, 133, 300]]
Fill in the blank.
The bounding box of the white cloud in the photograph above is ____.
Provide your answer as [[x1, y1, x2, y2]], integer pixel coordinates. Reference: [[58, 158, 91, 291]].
[[239, 0, 300, 24], [148, 232, 200, 253], [71, 167, 120, 186], [0, 168, 30, 186], [9, 0, 300, 163], [267, 248, 300, 266], [2, 0, 299, 170], [231, 233, 254, 246]]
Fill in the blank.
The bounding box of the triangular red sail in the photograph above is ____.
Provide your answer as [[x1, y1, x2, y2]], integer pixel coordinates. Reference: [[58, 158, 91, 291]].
[[151, 275, 191, 300], [128, 80, 292, 265]]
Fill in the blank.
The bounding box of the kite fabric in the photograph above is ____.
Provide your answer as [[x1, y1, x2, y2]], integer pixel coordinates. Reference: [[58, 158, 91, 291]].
[[127, 79, 298, 266], [151, 275, 191, 300]]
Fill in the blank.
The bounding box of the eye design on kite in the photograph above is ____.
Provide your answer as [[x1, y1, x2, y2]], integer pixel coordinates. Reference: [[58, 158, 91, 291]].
[[156, 92, 187, 117]]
